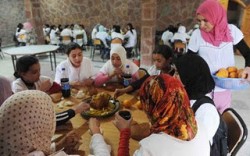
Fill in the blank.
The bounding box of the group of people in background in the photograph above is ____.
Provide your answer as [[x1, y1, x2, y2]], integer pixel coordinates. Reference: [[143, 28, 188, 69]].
[[3, 0, 250, 155]]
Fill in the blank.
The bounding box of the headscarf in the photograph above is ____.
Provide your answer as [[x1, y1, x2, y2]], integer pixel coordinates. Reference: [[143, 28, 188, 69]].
[[139, 74, 197, 141], [196, 0, 232, 46], [99, 25, 105, 32], [174, 54, 215, 100], [0, 90, 56, 155], [0, 76, 12, 106], [177, 26, 186, 34]]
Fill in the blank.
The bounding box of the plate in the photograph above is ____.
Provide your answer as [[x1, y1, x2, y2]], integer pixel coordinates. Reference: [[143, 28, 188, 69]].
[[81, 99, 120, 119]]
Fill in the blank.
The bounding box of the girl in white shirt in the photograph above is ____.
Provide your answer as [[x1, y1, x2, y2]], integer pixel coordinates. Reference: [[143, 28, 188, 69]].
[[124, 23, 137, 58], [55, 42, 95, 88]]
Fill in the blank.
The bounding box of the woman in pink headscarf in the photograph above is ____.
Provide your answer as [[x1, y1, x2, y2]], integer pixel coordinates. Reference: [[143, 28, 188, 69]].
[[187, 0, 250, 113]]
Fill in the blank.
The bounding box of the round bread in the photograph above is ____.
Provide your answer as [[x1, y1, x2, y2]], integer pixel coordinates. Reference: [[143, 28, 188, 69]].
[[227, 66, 237, 73], [216, 68, 228, 78], [50, 92, 62, 103]]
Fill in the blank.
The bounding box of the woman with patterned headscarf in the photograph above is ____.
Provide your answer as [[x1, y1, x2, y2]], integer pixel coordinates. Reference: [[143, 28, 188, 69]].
[[0, 90, 81, 156], [94, 45, 139, 86], [188, 0, 250, 113], [113, 74, 210, 156]]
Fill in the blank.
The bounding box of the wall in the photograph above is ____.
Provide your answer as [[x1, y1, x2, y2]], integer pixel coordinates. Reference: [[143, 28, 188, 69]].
[[39, 0, 142, 36], [0, 0, 26, 46]]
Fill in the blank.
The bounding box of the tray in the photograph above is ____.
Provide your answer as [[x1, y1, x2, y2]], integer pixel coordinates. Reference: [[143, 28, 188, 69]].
[[212, 75, 250, 90]]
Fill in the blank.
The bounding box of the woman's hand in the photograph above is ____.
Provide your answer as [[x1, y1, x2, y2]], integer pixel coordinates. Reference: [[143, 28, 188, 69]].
[[82, 78, 94, 87], [56, 130, 80, 153], [113, 112, 132, 131], [72, 102, 90, 114], [89, 118, 101, 135], [40, 79, 52, 92], [114, 86, 133, 99], [242, 67, 250, 81]]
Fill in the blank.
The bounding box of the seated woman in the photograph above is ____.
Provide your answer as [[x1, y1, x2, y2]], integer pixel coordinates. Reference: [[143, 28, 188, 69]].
[[94, 45, 139, 87], [55, 42, 95, 88], [113, 74, 210, 156], [0, 90, 81, 155], [114, 45, 174, 98], [10, 55, 89, 126], [12, 55, 60, 94]]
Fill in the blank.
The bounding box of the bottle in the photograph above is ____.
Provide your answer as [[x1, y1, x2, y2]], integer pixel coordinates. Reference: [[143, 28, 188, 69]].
[[60, 68, 71, 98], [123, 65, 132, 87]]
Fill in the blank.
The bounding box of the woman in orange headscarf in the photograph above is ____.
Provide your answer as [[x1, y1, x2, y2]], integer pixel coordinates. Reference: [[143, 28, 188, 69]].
[[113, 74, 210, 156]]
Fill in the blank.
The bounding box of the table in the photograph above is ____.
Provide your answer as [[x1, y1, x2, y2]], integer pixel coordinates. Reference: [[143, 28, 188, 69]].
[[54, 87, 149, 156], [2, 45, 59, 71]]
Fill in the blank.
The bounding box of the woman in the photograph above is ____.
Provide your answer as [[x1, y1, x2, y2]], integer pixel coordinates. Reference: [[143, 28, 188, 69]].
[[15, 23, 27, 46], [0, 90, 80, 155], [10, 55, 89, 126], [12, 55, 60, 94], [114, 45, 174, 98], [113, 74, 210, 156], [188, 0, 250, 113], [124, 23, 137, 58], [94, 45, 139, 86], [0, 75, 12, 106], [55, 42, 95, 88], [174, 53, 220, 145]]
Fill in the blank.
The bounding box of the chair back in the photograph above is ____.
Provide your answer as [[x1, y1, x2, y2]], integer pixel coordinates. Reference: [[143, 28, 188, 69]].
[[76, 34, 83, 40], [111, 38, 123, 44], [93, 39, 102, 45], [222, 108, 248, 156], [61, 36, 72, 45]]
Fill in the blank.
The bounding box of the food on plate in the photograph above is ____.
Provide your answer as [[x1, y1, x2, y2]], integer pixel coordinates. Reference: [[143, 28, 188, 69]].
[[90, 92, 111, 110], [76, 90, 85, 99], [50, 92, 62, 103], [216, 68, 228, 78], [64, 101, 73, 106], [88, 87, 98, 96], [87, 102, 116, 116]]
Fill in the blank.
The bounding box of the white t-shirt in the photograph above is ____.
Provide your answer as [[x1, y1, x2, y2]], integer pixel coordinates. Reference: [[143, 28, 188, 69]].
[[54, 57, 95, 84], [190, 97, 220, 144], [99, 59, 139, 82], [12, 76, 53, 93], [124, 29, 137, 48], [188, 24, 243, 75], [133, 122, 210, 156]]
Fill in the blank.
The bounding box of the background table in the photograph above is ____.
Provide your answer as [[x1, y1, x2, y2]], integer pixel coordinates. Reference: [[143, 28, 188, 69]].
[[2, 45, 59, 71], [54, 87, 149, 156]]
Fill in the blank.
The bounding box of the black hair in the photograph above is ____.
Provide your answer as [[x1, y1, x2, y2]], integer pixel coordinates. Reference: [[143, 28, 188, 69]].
[[113, 25, 121, 33], [66, 42, 82, 55], [14, 55, 39, 78], [17, 23, 23, 32], [127, 23, 134, 34], [152, 45, 174, 61]]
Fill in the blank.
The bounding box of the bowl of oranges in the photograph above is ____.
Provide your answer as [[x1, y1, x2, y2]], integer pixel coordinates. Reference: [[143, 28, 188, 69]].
[[213, 66, 249, 90]]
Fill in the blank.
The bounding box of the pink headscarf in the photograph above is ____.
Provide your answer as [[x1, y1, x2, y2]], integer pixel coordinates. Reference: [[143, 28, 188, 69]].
[[196, 0, 232, 46]]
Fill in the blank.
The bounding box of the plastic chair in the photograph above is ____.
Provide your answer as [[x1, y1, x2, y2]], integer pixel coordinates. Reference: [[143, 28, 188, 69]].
[[222, 108, 248, 156], [91, 38, 104, 61], [173, 40, 186, 57]]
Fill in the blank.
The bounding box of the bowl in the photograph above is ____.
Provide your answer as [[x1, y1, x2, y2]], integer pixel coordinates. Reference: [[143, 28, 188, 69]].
[[212, 75, 250, 90]]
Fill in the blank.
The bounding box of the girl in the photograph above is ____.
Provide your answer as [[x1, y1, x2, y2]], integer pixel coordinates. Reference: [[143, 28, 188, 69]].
[[94, 45, 139, 86]]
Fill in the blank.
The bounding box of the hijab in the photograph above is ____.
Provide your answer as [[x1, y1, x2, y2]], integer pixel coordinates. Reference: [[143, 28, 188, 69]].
[[196, 0, 232, 46], [0, 90, 56, 155], [0, 76, 12, 106], [175, 54, 215, 100], [139, 74, 197, 141]]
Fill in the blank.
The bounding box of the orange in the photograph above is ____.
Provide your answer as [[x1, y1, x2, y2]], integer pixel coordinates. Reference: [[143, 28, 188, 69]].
[[216, 68, 228, 78], [227, 66, 237, 73], [134, 100, 142, 110], [123, 99, 132, 108], [229, 72, 238, 78]]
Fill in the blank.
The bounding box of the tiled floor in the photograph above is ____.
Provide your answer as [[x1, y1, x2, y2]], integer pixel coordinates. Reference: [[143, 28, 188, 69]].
[[0, 47, 249, 155]]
